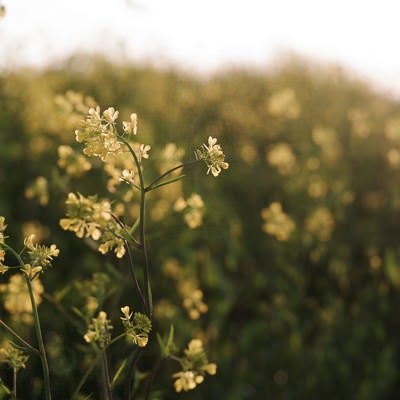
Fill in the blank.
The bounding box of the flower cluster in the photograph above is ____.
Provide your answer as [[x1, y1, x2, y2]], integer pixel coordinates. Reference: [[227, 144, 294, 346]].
[[22, 234, 60, 277], [75, 106, 122, 161], [195, 136, 229, 177], [305, 207, 335, 242], [24, 176, 49, 206], [60, 192, 111, 240], [174, 193, 205, 229], [266, 143, 297, 175], [0, 343, 29, 371], [60, 192, 127, 258], [261, 202, 296, 241], [120, 306, 152, 347], [0, 274, 44, 324], [267, 88, 301, 119], [173, 339, 216, 392], [57, 145, 92, 177], [84, 311, 113, 348]]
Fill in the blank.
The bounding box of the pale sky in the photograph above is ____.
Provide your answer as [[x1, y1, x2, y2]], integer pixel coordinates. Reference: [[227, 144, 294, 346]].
[[1, 0, 400, 96]]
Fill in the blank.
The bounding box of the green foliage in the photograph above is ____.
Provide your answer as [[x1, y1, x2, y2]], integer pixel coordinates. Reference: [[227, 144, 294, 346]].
[[1, 54, 400, 398]]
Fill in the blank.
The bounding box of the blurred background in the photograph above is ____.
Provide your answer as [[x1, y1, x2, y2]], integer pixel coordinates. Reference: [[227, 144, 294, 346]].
[[2, 1, 400, 399]]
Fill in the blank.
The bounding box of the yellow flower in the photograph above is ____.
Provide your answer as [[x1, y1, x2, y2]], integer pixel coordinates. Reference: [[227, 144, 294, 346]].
[[261, 202, 296, 241], [173, 370, 204, 392], [122, 113, 138, 135], [84, 311, 113, 347], [196, 136, 229, 177]]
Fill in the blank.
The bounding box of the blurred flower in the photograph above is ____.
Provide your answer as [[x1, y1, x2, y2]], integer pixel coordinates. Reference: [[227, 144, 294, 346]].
[[178, 279, 208, 320], [261, 202, 296, 241], [312, 125, 341, 163], [122, 113, 138, 135], [157, 143, 186, 174], [386, 148, 400, 169], [172, 339, 216, 392], [348, 108, 371, 138], [305, 207, 335, 241], [195, 136, 229, 177], [0, 274, 44, 324], [57, 145, 92, 177], [139, 144, 151, 161], [240, 143, 258, 165], [24, 176, 49, 206], [22, 221, 50, 243], [0, 343, 29, 371], [84, 311, 113, 348], [0, 5, 5, 18], [174, 193, 205, 229], [308, 175, 327, 198], [173, 370, 204, 392], [385, 117, 400, 141], [267, 88, 301, 119], [266, 143, 296, 175]]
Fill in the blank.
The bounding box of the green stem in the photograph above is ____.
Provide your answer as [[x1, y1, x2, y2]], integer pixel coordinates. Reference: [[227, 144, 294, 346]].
[[102, 348, 113, 400], [145, 160, 200, 192], [12, 367, 16, 400], [118, 136, 152, 317], [25, 275, 52, 400], [71, 334, 125, 400], [1, 243, 52, 400]]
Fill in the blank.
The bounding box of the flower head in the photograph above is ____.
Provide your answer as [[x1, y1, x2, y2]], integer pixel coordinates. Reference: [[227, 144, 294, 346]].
[[172, 338, 217, 392], [196, 136, 229, 177], [75, 106, 122, 161], [23, 234, 60, 274], [0, 343, 29, 371], [120, 307, 152, 347], [84, 311, 113, 348]]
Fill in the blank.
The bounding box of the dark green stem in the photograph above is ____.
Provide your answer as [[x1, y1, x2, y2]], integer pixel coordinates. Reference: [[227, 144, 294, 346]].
[[102, 348, 113, 400]]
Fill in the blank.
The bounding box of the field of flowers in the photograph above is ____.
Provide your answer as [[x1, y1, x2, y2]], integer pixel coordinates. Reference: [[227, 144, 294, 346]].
[[1, 54, 400, 399]]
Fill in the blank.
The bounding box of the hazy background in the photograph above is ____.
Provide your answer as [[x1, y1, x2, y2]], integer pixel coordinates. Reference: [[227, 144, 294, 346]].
[[1, 0, 400, 96]]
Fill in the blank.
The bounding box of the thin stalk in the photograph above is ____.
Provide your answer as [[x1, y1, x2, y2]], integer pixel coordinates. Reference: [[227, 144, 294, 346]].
[[145, 160, 200, 192], [0, 319, 39, 356], [122, 237, 147, 312], [118, 136, 152, 317], [25, 275, 52, 400], [102, 348, 113, 400], [12, 368, 16, 400], [1, 243, 52, 399], [71, 334, 125, 400], [144, 357, 161, 400]]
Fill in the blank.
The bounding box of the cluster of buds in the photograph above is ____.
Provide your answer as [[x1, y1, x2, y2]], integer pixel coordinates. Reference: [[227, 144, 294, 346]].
[[120, 306, 152, 348], [84, 311, 113, 348], [173, 339, 217, 392], [0, 343, 29, 371]]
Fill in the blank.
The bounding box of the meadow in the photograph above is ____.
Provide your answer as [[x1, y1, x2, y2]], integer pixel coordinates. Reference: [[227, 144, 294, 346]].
[[1, 54, 400, 399]]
